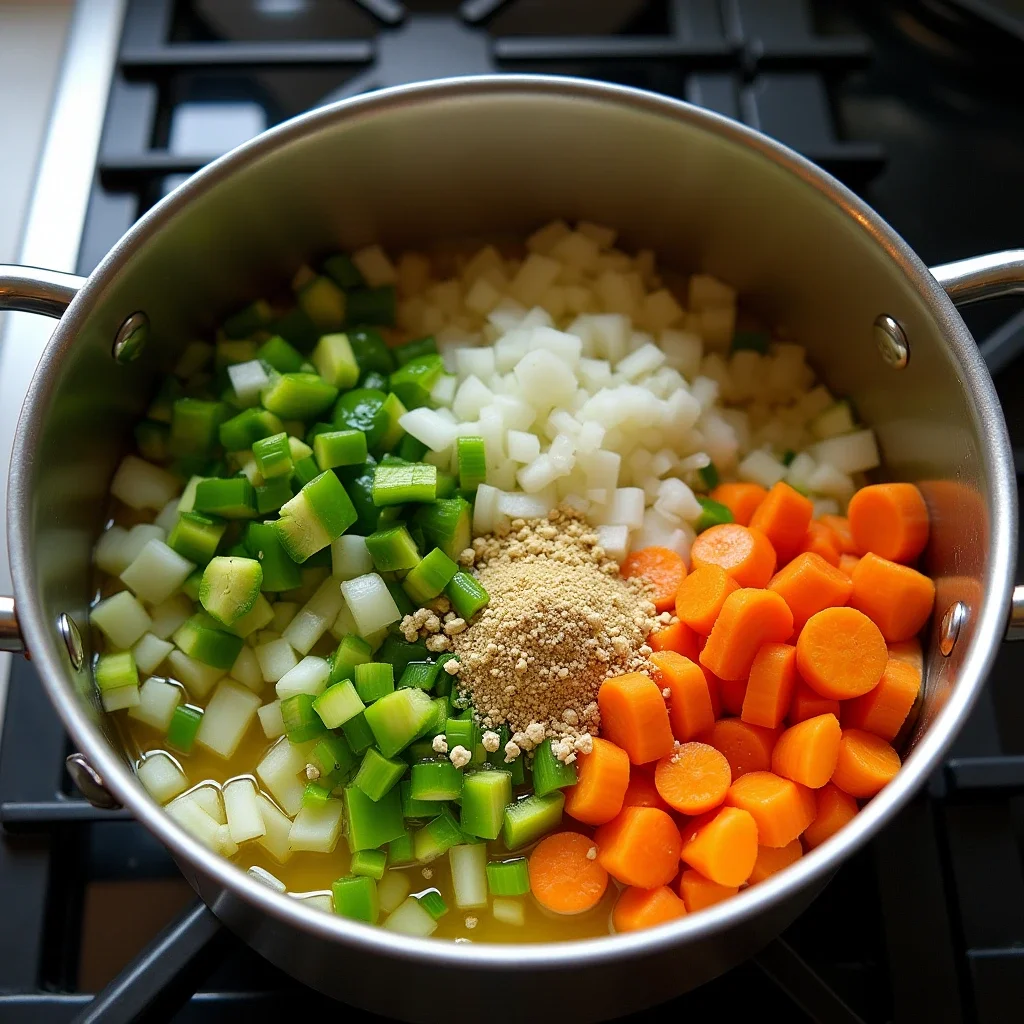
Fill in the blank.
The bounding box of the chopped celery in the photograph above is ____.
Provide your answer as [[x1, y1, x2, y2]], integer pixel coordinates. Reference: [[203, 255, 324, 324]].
[[314, 429, 367, 471], [393, 335, 437, 367], [281, 693, 327, 743], [372, 463, 437, 506], [345, 285, 395, 327], [388, 354, 444, 410], [409, 760, 463, 802], [292, 455, 320, 488], [354, 662, 395, 703], [445, 571, 489, 620], [172, 612, 244, 670], [329, 634, 373, 684], [396, 434, 428, 463], [344, 784, 405, 851], [332, 874, 378, 924], [377, 393, 408, 453], [95, 651, 139, 692], [698, 461, 719, 491], [695, 496, 734, 533], [364, 687, 435, 758], [404, 739, 438, 764], [242, 521, 302, 592], [298, 276, 346, 332], [412, 498, 471, 562], [255, 475, 294, 515], [373, 636, 428, 678], [223, 298, 273, 339], [456, 436, 486, 491], [444, 717, 478, 753], [312, 333, 359, 390], [166, 704, 203, 752], [274, 471, 357, 562], [333, 388, 389, 450], [388, 828, 416, 865], [413, 806, 463, 863], [398, 660, 440, 692], [449, 842, 488, 909], [337, 457, 381, 535], [400, 779, 443, 819], [199, 555, 263, 626], [460, 770, 512, 840], [346, 327, 394, 375], [365, 525, 421, 572], [502, 792, 565, 850], [312, 680, 365, 729], [218, 406, 283, 451], [167, 512, 226, 565], [532, 738, 578, 797], [731, 329, 770, 353], [341, 711, 375, 754], [302, 781, 331, 808], [252, 432, 293, 480], [193, 477, 257, 519], [262, 372, 339, 420], [434, 472, 457, 499], [310, 732, 357, 780], [169, 398, 227, 457], [256, 335, 304, 373], [418, 889, 449, 920], [353, 747, 406, 801], [402, 548, 458, 605], [351, 848, 387, 880], [485, 858, 530, 896]]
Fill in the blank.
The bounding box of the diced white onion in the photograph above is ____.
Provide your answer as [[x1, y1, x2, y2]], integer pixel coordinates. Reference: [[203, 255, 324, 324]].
[[331, 535, 373, 581], [398, 407, 458, 452], [91, 591, 152, 649], [275, 656, 330, 699], [223, 777, 266, 844], [137, 752, 188, 804], [120, 540, 194, 605], [110, 456, 180, 511], [449, 843, 488, 908], [385, 897, 438, 937], [340, 573, 401, 638]]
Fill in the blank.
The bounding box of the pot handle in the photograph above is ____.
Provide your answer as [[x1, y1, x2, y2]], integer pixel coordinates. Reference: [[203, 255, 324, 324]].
[[0, 264, 85, 318], [930, 250, 1024, 639]]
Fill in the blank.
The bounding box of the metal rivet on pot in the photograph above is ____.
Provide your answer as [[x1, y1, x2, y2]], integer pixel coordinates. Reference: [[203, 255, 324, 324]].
[[939, 601, 967, 657], [112, 311, 149, 363], [874, 314, 909, 369], [58, 612, 84, 670], [65, 752, 122, 810]]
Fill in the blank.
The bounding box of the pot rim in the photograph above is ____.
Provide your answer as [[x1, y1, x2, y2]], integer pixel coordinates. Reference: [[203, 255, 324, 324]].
[[9, 73, 1016, 969]]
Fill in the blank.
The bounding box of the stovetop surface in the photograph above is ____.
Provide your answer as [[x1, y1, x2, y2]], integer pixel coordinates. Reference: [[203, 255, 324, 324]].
[[4, 2, 1024, 1022]]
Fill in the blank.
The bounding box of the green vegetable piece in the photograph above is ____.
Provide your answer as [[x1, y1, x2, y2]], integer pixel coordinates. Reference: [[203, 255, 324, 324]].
[[400, 779, 443, 819], [95, 651, 138, 692], [731, 330, 770, 353], [310, 732, 357, 780], [365, 525, 421, 572], [291, 456, 320, 488], [415, 697, 448, 744], [341, 711, 375, 754], [354, 662, 395, 703], [222, 298, 273, 340], [166, 704, 202, 752], [359, 371, 388, 391], [169, 399, 227, 457], [372, 463, 437, 506], [242, 521, 302, 592], [351, 849, 388, 880], [312, 680, 365, 729], [486, 858, 530, 896], [460, 769, 512, 840], [388, 354, 444, 410], [312, 332, 360, 390], [409, 760, 463, 802], [343, 784, 405, 851], [298, 276, 346, 332], [396, 434, 428, 463], [329, 634, 374, 684], [486, 725, 525, 785], [256, 335, 304, 373], [261, 372, 339, 420], [345, 286, 396, 328], [346, 327, 394, 375], [398, 660, 440, 692], [531, 738, 579, 797], [337, 456, 381, 535], [402, 548, 458, 605], [182, 569, 203, 602], [135, 420, 169, 462], [502, 792, 565, 850], [314, 429, 368, 471], [353, 746, 406, 801], [444, 571, 489, 620], [274, 470, 357, 563], [456, 436, 486, 491], [393, 335, 437, 367], [218, 406, 284, 452], [273, 306, 319, 350], [199, 555, 263, 626], [374, 634, 428, 677], [167, 511, 226, 565], [281, 693, 328, 743], [412, 498, 471, 562], [695, 496, 735, 533], [386, 581, 416, 620], [333, 388, 389, 450], [418, 890, 449, 919], [413, 806, 463, 863], [698, 461, 720, 491], [377, 392, 408, 453], [388, 828, 416, 865], [332, 874, 379, 923], [172, 612, 244, 670], [255, 475, 294, 515], [364, 687, 435, 758], [444, 717, 478, 754], [323, 253, 364, 290], [302, 781, 332, 808], [252, 432, 293, 480], [193, 477, 257, 519]]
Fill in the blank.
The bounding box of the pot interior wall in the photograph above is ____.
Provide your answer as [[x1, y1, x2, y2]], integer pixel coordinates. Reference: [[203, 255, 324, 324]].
[[21, 82, 990, 760]]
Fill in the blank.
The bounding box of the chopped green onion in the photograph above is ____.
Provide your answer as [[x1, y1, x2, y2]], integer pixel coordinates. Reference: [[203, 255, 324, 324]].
[[314, 429, 368, 471], [166, 704, 203, 752], [218, 406, 284, 452], [353, 747, 406, 801], [486, 858, 530, 896], [460, 769, 513, 840], [311, 679, 365, 729], [393, 335, 437, 367], [343, 784, 405, 851], [372, 463, 437, 506], [398, 660, 440, 692], [167, 512, 226, 565], [412, 498, 471, 562], [531, 738, 578, 797], [95, 651, 139, 692], [252, 432, 293, 480], [418, 889, 449, 919], [274, 471, 357, 563], [281, 693, 327, 742], [409, 760, 463, 802], [444, 716, 478, 754], [456, 436, 487, 491], [444, 571, 489, 620], [413, 806, 463, 863], [388, 828, 416, 865], [345, 286, 396, 327], [261, 372, 339, 420], [242, 521, 301, 592], [695, 496, 735, 533], [376, 393, 408, 453], [193, 477, 257, 519], [351, 849, 388, 880], [369, 634, 429, 677], [365, 525, 421, 572], [402, 548, 458, 605], [332, 874, 379, 924], [310, 732, 357, 780], [502, 792, 565, 850]]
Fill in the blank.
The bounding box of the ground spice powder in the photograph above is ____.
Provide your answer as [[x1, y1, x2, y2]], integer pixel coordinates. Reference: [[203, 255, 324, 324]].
[[450, 507, 656, 760]]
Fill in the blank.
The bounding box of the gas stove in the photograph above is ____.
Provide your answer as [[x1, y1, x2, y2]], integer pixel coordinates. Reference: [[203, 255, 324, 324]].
[[2, 2, 1024, 1021]]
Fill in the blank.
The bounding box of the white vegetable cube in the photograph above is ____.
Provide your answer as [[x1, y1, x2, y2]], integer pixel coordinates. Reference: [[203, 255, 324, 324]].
[[807, 463, 856, 501], [548, 433, 577, 473], [132, 633, 174, 675], [738, 449, 787, 489], [332, 535, 373, 581], [340, 573, 401, 638], [507, 430, 541, 464], [137, 752, 188, 804], [148, 593, 194, 640], [129, 677, 182, 731], [517, 454, 563, 494], [600, 487, 646, 530], [452, 375, 494, 421], [256, 737, 309, 817], [617, 342, 666, 382], [227, 359, 271, 407], [449, 843, 488, 908], [223, 777, 266, 844], [110, 455, 180, 511], [430, 374, 457, 408], [352, 244, 397, 286], [513, 349, 577, 412], [275, 656, 330, 699], [229, 644, 263, 691], [257, 699, 286, 740], [596, 525, 630, 562], [654, 478, 702, 524], [527, 219, 571, 254], [509, 253, 561, 307], [94, 526, 131, 577], [166, 650, 224, 699], [698, 306, 736, 349], [120, 540, 194, 605], [398, 407, 458, 453], [492, 898, 526, 927], [578, 357, 612, 393], [786, 452, 818, 493], [384, 897, 438, 937], [378, 871, 411, 914], [464, 276, 503, 316], [256, 794, 294, 863], [91, 591, 153, 649], [154, 498, 182, 535], [576, 420, 606, 454], [294, 893, 333, 914], [101, 683, 140, 711], [255, 637, 299, 683], [270, 601, 299, 633], [288, 799, 345, 853], [196, 679, 262, 758], [166, 794, 221, 850], [528, 326, 582, 369], [640, 289, 685, 332], [496, 490, 555, 520], [493, 327, 531, 372], [456, 346, 497, 381], [702, 413, 741, 470], [688, 273, 736, 311], [595, 270, 635, 317], [810, 430, 881, 475], [581, 449, 621, 494], [189, 785, 226, 824], [283, 578, 343, 654], [472, 484, 503, 535]]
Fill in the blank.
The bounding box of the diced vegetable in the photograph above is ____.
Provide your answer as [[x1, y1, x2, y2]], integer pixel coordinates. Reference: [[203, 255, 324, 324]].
[[372, 463, 437, 506], [364, 687, 435, 758], [128, 677, 182, 732], [460, 769, 512, 840], [274, 471, 357, 563], [332, 875, 379, 924], [351, 849, 388, 880], [137, 752, 188, 804], [409, 759, 464, 802], [91, 591, 153, 649], [288, 798, 345, 852], [353, 747, 406, 801], [195, 679, 261, 758], [344, 784, 405, 851], [444, 571, 489, 620], [450, 843, 488, 909], [502, 792, 566, 850], [402, 548, 458, 605], [532, 739, 579, 797], [340, 573, 401, 638], [486, 858, 530, 897]]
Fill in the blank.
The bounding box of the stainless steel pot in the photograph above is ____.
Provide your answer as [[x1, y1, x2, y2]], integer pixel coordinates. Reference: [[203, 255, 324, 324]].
[[1, 75, 1023, 1021]]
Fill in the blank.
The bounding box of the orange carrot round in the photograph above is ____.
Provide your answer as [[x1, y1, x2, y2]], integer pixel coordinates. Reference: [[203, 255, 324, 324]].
[[842, 658, 920, 742], [803, 782, 859, 849], [690, 523, 777, 589], [678, 868, 738, 912], [749, 481, 814, 564], [850, 553, 936, 642], [654, 742, 732, 816], [848, 483, 929, 564], [710, 482, 768, 526], [771, 713, 842, 789], [564, 736, 631, 826], [725, 771, 816, 848], [716, 673, 747, 717], [598, 672, 675, 765], [675, 564, 740, 635], [613, 885, 688, 933], [887, 637, 923, 673], [742, 643, 799, 729], [529, 831, 609, 915], [700, 589, 794, 681], [789, 682, 840, 725], [820, 514, 856, 554], [679, 806, 759, 887], [767, 551, 853, 632], [595, 806, 681, 888], [799, 521, 841, 567], [707, 718, 777, 779], [748, 838, 803, 884], [838, 553, 860, 579], [651, 651, 715, 742], [831, 729, 901, 798], [620, 546, 688, 613], [621, 770, 672, 813], [647, 619, 700, 660], [796, 606, 887, 700]]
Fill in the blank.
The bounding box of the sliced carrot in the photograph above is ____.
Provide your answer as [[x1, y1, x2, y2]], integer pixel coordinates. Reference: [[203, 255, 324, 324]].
[[621, 769, 672, 813], [767, 551, 853, 632], [621, 546, 688, 613], [651, 651, 715, 741], [716, 673, 747, 717], [595, 806, 681, 888], [676, 564, 740, 635], [748, 839, 803, 884], [887, 637, 923, 673], [707, 718, 777, 779], [742, 643, 799, 729], [796, 606, 887, 700], [725, 771, 816, 848], [705, 669, 722, 720], [803, 782, 859, 849], [678, 868, 738, 912], [700, 589, 794, 681], [842, 658, 920, 742], [598, 673, 675, 765], [799, 521, 841, 567], [819, 514, 857, 555], [679, 806, 759, 886], [831, 729, 901, 798], [789, 682, 840, 725], [838, 553, 860, 579], [529, 831, 609, 915], [612, 885, 687, 933], [749, 481, 814, 564], [710, 482, 767, 526], [848, 482, 930, 564], [647, 619, 700, 660], [690, 524, 777, 589], [771, 713, 841, 789], [564, 737, 631, 826], [654, 742, 732, 815], [850, 553, 936, 642]]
